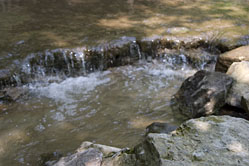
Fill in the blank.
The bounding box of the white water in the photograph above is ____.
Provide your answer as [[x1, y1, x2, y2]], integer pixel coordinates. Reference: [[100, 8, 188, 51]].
[[0, 57, 212, 166]]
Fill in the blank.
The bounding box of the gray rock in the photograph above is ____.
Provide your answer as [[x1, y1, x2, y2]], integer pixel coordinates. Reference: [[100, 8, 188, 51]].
[[146, 122, 178, 136], [226, 83, 249, 108], [0, 87, 27, 102], [135, 116, 249, 166], [172, 70, 233, 118], [0, 69, 14, 89], [53, 142, 135, 166], [102, 152, 136, 166], [226, 61, 249, 109], [215, 45, 249, 72], [77, 141, 121, 157], [53, 148, 102, 166]]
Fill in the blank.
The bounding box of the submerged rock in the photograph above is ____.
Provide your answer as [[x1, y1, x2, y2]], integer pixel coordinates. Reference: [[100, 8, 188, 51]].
[[172, 70, 233, 118], [145, 122, 178, 136], [0, 87, 27, 102], [0, 69, 17, 90], [215, 45, 249, 72], [226, 61, 249, 110], [135, 116, 249, 166]]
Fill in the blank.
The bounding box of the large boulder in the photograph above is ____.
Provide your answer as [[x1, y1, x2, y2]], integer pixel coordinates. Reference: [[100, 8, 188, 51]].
[[172, 70, 233, 118], [226, 61, 249, 110], [135, 116, 249, 166], [215, 45, 249, 72]]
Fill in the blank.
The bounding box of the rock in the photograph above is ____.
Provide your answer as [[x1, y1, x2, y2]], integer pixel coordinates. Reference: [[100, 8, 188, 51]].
[[226, 61, 249, 109], [53, 148, 103, 166], [226, 61, 249, 83], [242, 95, 249, 113], [102, 152, 136, 166], [77, 141, 121, 157], [215, 45, 249, 72], [53, 142, 135, 166], [39, 152, 63, 166], [157, 48, 216, 70], [0, 87, 27, 102], [0, 103, 7, 111], [135, 116, 249, 166], [226, 83, 249, 108], [172, 70, 233, 118], [0, 69, 14, 89], [145, 122, 178, 136], [218, 104, 249, 120]]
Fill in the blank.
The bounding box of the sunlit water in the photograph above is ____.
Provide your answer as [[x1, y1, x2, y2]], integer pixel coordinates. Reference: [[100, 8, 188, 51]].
[[0, 0, 249, 71], [0, 58, 208, 166], [0, 0, 246, 165]]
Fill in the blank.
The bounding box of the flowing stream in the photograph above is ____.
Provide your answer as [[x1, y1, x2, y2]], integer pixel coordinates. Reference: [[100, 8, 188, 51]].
[[0, 54, 214, 166], [0, 0, 248, 165]]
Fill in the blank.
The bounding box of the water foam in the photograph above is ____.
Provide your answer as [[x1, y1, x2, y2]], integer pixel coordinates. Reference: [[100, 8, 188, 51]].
[[30, 71, 111, 103]]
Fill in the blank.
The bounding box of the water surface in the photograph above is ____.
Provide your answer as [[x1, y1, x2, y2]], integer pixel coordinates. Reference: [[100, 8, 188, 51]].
[[0, 0, 249, 70], [0, 0, 248, 165], [0, 58, 205, 165]]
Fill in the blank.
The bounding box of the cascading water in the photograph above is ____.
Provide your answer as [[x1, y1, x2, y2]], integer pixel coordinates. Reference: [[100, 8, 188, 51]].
[[0, 45, 216, 165], [0, 35, 221, 166]]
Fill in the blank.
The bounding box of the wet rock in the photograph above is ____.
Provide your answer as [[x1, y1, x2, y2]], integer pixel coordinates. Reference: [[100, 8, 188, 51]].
[[53, 142, 135, 166], [158, 48, 217, 70], [135, 116, 249, 166], [0, 69, 15, 90], [226, 61, 249, 109], [0, 87, 26, 102], [53, 148, 102, 166], [77, 141, 121, 157], [172, 70, 233, 118], [215, 45, 249, 72], [80, 142, 135, 166], [145, 122, 178, 136], [102, 152, 136, 166], [39, 152, 63, 166], [0, 37, 225, 90]]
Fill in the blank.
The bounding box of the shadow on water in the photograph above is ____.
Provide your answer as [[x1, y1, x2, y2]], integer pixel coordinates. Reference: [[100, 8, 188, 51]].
[[0, 0, 248, 52], [0, 0, 248, 165]]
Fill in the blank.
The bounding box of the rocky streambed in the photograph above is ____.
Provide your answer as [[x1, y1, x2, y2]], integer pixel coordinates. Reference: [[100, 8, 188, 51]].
[[51, 115, 249, 166], [0, 37, 248, 166], [46, 45, 249, 166], [1, 0, 249, 165]]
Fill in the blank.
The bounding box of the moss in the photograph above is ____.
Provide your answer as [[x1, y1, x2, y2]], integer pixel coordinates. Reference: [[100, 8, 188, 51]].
[[206, 116, 225, 123]]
